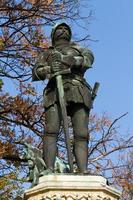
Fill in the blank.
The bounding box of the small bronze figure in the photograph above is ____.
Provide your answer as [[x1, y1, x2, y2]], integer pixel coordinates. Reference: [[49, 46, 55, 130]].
[[22, 142, 70, 187], [22, 143, 46, 187], [32, 23, 95, 174]]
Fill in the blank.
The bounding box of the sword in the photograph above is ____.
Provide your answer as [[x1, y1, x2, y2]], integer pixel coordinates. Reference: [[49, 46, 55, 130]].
[[91, 82, 100, 108], [53, 68, 73, 173]]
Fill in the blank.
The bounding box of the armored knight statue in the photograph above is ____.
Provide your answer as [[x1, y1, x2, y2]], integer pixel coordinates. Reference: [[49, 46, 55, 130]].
[[32, 23, 95, 174]]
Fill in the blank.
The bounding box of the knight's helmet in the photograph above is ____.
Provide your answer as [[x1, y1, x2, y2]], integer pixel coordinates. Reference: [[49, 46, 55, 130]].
[[51, 22, 72, 45]]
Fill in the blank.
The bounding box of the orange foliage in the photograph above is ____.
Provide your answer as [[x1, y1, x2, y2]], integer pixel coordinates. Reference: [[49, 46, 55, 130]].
[[0, 37, 5, 50], [26, 0, 53, 5]]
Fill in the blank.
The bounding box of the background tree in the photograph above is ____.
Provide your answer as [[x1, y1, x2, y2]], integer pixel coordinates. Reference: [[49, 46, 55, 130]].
[[112, 152, 133, 200], [0, 0, 133, 199]]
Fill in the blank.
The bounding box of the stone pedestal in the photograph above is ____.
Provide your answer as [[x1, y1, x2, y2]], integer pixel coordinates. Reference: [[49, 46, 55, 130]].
[[24, 175, 121, 200]]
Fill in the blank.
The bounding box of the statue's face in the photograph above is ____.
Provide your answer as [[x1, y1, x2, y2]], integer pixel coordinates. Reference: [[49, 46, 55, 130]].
[[53, 25, 70, 42]]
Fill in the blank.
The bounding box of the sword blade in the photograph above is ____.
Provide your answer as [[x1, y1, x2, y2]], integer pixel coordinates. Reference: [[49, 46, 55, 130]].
[[56, 75, 73, 173]]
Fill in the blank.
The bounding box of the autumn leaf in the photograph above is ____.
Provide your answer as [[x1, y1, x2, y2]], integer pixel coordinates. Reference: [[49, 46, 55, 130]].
[[0, 79, 3, 90], [0, 37, 5, 50]]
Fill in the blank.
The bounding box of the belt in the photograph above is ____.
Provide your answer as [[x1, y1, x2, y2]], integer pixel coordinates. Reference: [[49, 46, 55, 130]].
[[63, 74, 92, 91]]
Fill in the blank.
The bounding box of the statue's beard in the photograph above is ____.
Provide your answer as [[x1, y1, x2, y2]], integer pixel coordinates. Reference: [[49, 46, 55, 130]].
[[54, 30, 70, 42]]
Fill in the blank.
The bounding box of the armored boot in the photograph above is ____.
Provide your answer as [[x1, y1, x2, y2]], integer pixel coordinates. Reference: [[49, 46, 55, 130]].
[[43, 133, 58, 172], [74, 138, 88, 173]]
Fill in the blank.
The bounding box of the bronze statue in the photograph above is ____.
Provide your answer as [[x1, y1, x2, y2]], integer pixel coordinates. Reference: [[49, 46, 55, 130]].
[[32, 22, 97, 174], [23, 143, 46, 187], [22, 142, 69, 187]]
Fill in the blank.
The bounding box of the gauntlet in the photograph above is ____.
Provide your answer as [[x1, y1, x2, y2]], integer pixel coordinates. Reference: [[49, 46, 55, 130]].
[[47, 50, 63, 73]]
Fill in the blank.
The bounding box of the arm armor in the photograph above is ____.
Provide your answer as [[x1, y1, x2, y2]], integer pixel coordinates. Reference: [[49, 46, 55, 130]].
[[72, 46, 94, 70], [61, 45, 94, 72], [32, 52, 51, 81]]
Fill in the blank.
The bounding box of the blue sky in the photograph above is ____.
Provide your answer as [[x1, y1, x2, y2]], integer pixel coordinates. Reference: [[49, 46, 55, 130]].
[[82, 0, 133, 134]]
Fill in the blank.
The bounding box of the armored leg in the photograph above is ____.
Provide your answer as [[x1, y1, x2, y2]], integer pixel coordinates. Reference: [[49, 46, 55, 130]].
[[43, 103, 61, 171], [71, 104, 89, 173]]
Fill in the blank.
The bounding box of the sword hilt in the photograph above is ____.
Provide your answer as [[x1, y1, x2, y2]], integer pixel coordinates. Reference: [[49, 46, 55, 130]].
[[92, 82, 100, 100], [51, 68, 71, 78]]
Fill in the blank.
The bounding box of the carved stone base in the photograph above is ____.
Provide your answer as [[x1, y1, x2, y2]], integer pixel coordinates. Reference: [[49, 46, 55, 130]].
[[24, 175, 121, 200]]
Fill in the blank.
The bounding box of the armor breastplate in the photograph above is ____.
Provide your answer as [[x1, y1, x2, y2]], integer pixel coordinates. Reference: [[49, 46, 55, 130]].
[[44, 44, 92, 109], [55, 44, 80, 57]]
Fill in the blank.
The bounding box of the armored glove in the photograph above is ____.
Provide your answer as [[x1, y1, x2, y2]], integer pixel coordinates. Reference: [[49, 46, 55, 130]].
[[48, 50, 63, 73]]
